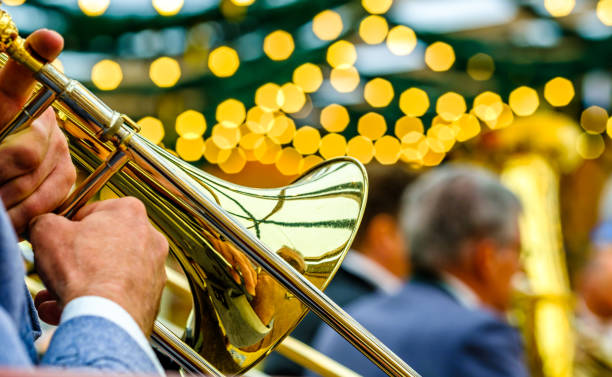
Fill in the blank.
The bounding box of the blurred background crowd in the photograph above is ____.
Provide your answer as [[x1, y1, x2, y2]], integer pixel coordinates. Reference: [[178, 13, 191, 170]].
[[4, 0, 612, 375]]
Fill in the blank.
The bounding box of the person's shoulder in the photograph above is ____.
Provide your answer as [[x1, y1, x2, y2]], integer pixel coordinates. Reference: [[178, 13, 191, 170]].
[[0, 306, 32, 366]]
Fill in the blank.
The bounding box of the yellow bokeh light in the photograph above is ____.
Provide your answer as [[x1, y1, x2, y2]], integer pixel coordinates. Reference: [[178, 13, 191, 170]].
[[208, 46, 240, 78], [276, 147, 302, 176], [137, 116, 165, 145], [153, 0, 184, 16], [597, 0, 612, 25], [150, 57, 181, 88], [321, 104, 350, 133], [240, 132, 265, 151], [3, 0, 26, 5], [606, 117, 612, 139], [509, 86, 539, 117], [581, 106, 609, 134], [347, 135, 375, 164], [212, 124, 241, 149], [364, 78, 394, 108], [204, 138, 231, 164], [264, 30, 295, 61], [362, 0, 393, 14], [544, 77, 575, 107], [176, 110, 206, 137], [472, 91, 503, 122], [374, 135, 400, 165], [280, 83, 306, 113], [428, 124, 456, 152], [544, 0, 575, 17], [386, 26, 417, 56], [424, 42, 455, 72], [576, 133, 605, 159], [246, 106, 275, 134], [319, 133, 347, 159], [327, 40, 357, 68], [467, 53, 495, 81], [436, 92, 466, 122], [254, 137, 282, 164], [399, 88, 429, 117], [359, 15, 389, 45], [299, 155, 324, 174], [400, 131, 427, 163], [312, 10, 343, 41], [255, 83, 283, 112], [330, 66, 360, 93], [176, 133, 204, 162], [219, 148, 247, 174], [269, 115, 296, 145], [395, 116, 424, 139], [78, 0, 110, 16], [91, 59, 122, 91], [216, 99, 246, 128], [231, 0, 256, 6], [293, 63, 323, 93], [453, 114, 481, 142], [422, 146, 445, 167], [293, 126, 321, 155], [487, 104, 514, 130], [358, 112, 387, 140]]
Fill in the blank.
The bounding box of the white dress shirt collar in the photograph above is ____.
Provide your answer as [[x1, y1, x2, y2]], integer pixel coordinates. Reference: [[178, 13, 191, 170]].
[[341, 250, 402, 294], [440, 272, 481, 310]]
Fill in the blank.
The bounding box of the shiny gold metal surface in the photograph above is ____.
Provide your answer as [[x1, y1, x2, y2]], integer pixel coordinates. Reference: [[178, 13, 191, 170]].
[[0, 8, 420, 377]]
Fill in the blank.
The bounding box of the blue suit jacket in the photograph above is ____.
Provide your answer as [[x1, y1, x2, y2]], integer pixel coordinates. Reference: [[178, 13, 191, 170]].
[[0, 205, 159, 373], [312, 277, 528, 377]]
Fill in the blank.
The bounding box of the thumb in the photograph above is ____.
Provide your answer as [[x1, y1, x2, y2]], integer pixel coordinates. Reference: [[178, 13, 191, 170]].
[[29, 213, 72, 256]]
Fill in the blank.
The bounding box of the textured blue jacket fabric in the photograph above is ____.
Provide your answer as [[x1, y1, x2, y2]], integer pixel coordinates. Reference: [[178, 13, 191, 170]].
[[312, 278, 529, 377], [0, 204, 158, 374]]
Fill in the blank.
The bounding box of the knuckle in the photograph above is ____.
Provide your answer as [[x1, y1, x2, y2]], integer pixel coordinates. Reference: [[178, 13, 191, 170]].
[[22, 199, 45, 221], [13, 145, 43, 172], [121, 196, 146, 214]]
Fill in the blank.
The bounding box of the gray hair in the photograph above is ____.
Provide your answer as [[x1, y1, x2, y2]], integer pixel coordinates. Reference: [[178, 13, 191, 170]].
[[401, 164, 521, 274]]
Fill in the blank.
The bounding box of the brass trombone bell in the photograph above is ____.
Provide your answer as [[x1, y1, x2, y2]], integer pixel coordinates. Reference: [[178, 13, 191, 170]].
[[0, 8, 420, 377]]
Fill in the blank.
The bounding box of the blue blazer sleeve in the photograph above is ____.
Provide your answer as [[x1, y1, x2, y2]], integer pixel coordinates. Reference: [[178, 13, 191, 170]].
[[42, 315, 159, 374], [448, 319, 529, 377]]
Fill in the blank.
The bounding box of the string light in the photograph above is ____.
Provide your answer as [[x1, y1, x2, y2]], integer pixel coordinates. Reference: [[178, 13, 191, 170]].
[[544, 77, 574, 107], [364, 78, 394, 108], [580, 106, 608, 134], [263, 30, 295, 61], [176, 133, 205, 162], [91, 59, 122, 91], [374, 135, 400, 164], [254, 137, 281, 164], [268, 115, 296, 145], [576, 133, 604, 159], [544, 0, 575, 17], [299, 155, 324, 174], [150, 57, 181, 87], [293, 126, 321, 155], [246, 106, 275, 134], [487, 104, 514, 130], [176, 110, 206, 137], [358, 112, 387, 140], [216, 99, 246, 128], [293, 63, 323, 93], [219, 148, 247, 174], [321, 104, 350, 132], [255, 83, 283, 112], [276, 147, 302, 176], [424, 42, 455, 72], [231, 0, 255, 6], [312, 10, 343, 41], [347, 136, 375, 164], [472, 92, 503, 122], [467, 53, 494, 81], [3, 0, 26, 6], [153, 0, 184, 16], [509, 86, 539, 117], [362, 0, 393, 15], [280, 83, 306, 113], [330, 67, 360, 93], [436, 92, 466, 122], [204, 138, 231, 164], [327, 40, 357, 68], [395, 116, 424, 139], [453, 114, 480, 142], [399, 88, 429, 117], [386, 26, 417, 56], [208, 46, 240, 78], [597, 0, 612, 25], [359, 15, 389, 45], [137, 117, 165, 145], [319, 133, 347, 159], [78, 0, 110, 16], [212, 124, 241, 149]]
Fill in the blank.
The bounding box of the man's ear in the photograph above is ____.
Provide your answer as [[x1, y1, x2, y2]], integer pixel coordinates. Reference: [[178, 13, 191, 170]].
[[366, 214, 398, 250], [472, 238, 497, 282]]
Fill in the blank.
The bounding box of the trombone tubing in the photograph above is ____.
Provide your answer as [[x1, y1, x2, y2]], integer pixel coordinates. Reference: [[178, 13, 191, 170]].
[[0, 33, 420, 377]]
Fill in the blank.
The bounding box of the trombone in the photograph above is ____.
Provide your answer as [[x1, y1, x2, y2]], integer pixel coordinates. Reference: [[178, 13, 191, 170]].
[[0, 7, 419, 377]]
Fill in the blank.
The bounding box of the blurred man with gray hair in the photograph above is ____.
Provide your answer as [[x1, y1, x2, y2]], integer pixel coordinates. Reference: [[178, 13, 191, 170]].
[[312, 165, 528, 377]]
